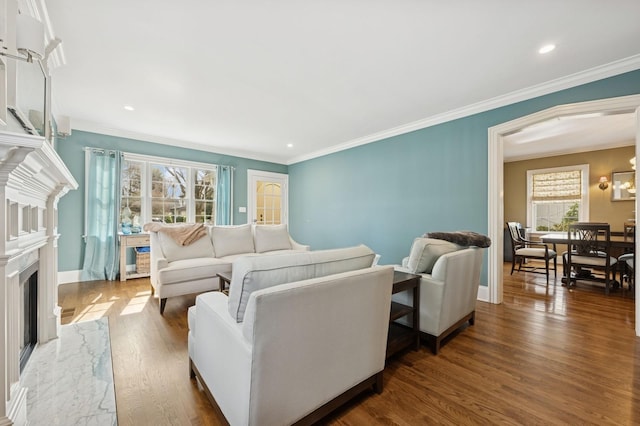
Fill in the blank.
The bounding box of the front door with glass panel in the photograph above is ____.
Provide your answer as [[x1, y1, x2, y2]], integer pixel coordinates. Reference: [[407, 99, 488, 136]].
[[247, 170, 288, 225]]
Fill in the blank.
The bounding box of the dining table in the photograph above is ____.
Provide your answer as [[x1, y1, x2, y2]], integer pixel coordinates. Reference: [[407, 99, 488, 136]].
[[539, 232, 634, 250]]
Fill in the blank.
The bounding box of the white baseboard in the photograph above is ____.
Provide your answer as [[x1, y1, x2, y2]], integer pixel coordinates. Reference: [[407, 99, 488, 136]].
[[6, 384, 27, 426], [58, 269, 82, 285], [477, 284, 489, 303], [58, 265, 136, 285]]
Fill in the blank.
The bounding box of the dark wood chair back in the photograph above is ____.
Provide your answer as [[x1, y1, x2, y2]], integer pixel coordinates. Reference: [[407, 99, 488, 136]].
[[567, 222, 617, 293], [568, 222, 611, 258]]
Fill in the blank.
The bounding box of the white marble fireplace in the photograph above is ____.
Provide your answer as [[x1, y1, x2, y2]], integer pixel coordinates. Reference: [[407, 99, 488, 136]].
[[0, 131, 77, 425]]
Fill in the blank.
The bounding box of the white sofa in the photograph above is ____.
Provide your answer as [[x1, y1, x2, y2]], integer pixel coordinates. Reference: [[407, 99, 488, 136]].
[[149, 223, 309, 314], [188, 245, 393, 426], [393, 237, 485, 354]]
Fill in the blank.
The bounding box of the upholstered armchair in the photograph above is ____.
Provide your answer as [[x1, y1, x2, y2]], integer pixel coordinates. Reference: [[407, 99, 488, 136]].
[[394, 237, 485, 353]]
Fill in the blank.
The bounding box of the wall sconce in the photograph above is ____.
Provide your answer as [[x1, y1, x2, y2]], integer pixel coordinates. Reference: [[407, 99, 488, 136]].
[[598, 176, 609, 191]]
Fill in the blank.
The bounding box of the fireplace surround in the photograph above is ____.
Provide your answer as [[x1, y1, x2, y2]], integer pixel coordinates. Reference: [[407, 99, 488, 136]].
[[0, 130, 77, 425], [19, 260, 38, 373]]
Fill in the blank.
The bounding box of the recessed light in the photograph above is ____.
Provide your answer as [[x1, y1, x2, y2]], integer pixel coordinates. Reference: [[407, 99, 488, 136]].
[[538, 44, 556, 54], [124, 105, 135, 111], [287, 143, 293, 148]]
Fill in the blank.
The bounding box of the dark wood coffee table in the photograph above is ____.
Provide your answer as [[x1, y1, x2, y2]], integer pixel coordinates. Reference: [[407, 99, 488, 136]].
[[387, 270, 421, 359], [217, 271, 232, 294]]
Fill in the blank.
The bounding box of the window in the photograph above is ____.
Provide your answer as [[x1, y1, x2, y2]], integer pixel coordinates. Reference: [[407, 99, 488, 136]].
[[120, 154, 219, 225], [151, 164, 188, 223], [194, 169, 216, 223], [121, 160, 143, 220], [527, 165, 589, 232]]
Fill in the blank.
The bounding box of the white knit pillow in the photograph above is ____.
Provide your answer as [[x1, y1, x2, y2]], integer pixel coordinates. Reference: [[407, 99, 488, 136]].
[[406, 238, 459, 274]]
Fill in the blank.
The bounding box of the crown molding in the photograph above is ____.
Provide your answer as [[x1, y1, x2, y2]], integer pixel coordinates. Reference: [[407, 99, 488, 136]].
[[504, 140, 635, 163], [60, 55, 640, 167], [287, 54, 640, 165], [69, 119, 289, 165]]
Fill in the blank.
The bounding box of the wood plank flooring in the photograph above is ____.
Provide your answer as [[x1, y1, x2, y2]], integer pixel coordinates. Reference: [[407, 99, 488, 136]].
[[58, 264, 639, 425]]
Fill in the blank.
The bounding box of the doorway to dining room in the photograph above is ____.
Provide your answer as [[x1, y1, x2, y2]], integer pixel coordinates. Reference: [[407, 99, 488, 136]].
[[487, 94, 640, 336]]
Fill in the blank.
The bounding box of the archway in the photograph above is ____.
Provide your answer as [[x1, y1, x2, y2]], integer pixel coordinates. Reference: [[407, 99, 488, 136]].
[[487, 94, 640, 336]]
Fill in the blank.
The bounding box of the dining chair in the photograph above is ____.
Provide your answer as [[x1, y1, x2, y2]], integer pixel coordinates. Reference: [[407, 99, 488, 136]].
[[566, 222, 618, 294], [618, 223, 635, 295], [506, 222, 557, 284], [618, 252, 634, 294]]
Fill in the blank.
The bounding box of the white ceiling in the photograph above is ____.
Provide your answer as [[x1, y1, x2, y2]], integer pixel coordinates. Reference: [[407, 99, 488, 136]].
[[44, 0, 640, 165], [503, 113, 636, 162]]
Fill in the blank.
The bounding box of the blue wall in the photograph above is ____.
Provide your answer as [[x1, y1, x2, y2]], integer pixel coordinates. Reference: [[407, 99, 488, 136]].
[[56, 70, 640, 277], [288, 69, 640, 284], [56, 130, 287, 272]]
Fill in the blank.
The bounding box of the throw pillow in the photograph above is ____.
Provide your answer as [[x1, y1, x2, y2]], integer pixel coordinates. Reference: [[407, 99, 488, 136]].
[[158, 231, 214, 263], [407, 238, 459, 274], [422, 231, 491, 248], [254, 224, 292, 253], [211, 224, 255, 258]]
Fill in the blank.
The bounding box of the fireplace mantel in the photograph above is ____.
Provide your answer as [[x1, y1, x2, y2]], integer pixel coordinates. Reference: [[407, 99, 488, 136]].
[[0, 130, 77, 426]]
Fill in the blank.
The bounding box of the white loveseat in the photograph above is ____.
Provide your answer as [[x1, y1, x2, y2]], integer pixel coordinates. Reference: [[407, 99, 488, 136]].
[[393, 237, 485, 354], [149, 223, 309, 314], [188, 245, 393, 426]]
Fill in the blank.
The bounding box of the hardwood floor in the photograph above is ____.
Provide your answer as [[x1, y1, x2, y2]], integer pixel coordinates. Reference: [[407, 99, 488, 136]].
[[58, 264, 639, 425]]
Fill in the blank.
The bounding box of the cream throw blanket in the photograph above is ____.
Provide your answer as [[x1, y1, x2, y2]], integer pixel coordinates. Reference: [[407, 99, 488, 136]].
[[143, 223, 208, 246]]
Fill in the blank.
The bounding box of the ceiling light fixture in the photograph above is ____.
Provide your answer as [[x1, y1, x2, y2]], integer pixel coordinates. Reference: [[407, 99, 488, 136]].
[[287, 143, 293, 148], [538, 44, 556, 54], [124, 105, 135, 111]]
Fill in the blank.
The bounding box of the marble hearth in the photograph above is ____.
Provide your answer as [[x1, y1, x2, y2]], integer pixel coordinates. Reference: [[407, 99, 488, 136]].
[[0, 131, 77, 426]]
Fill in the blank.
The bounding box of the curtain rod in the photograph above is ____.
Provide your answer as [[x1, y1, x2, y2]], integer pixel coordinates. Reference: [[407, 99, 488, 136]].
[[120, 150, 235, 171], [83, 147, 120, 155], [83, 147, 235, 170]]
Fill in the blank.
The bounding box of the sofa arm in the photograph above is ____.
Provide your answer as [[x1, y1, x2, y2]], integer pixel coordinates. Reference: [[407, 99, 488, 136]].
[[150, 256, 168, 288], [192, 292, 252, 426], [149, 231, 165, 287], [156, 257, 168, 271], [290, 237, 310, 251]]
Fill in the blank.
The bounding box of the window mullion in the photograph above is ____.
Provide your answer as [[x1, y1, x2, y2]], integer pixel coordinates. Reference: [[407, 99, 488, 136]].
[[186, 167, 194, 223]]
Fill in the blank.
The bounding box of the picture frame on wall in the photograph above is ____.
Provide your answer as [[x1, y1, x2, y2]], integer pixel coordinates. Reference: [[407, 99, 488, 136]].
[[612, 171, 636, 201]]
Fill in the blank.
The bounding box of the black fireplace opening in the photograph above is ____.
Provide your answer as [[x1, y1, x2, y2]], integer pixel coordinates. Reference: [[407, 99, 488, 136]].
[[19, 261, 38, 373]]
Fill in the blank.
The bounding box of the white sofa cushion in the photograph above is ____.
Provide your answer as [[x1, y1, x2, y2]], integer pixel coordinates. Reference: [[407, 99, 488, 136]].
[[254, 224, 292, 253], [228, 244, 375, 322], [157, 257, 231, 285], [158, 231, 215, 263], [407, 237, 459, 274], [211, 224, 255, 258]]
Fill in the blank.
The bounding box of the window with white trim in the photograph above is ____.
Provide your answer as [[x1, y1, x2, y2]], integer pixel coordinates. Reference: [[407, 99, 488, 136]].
[[527, 164, 589, 232], [120, 153, 218, 225]]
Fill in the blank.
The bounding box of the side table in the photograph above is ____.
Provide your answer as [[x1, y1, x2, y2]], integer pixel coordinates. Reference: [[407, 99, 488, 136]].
[[217, 271, 232, 294], [119, 233, 150, 282], [386, 270, 421, 359]]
